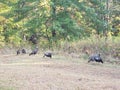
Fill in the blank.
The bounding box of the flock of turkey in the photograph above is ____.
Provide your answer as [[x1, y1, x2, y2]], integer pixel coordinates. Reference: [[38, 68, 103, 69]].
[[16, 47, 52, 58], [16, 48, 103, 63], [16, 34, 103, 63]]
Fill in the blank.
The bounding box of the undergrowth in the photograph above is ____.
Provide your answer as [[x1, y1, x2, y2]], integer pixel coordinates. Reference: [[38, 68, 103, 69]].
[[0, 36, 120, 64], [59, 36, 120, 64]]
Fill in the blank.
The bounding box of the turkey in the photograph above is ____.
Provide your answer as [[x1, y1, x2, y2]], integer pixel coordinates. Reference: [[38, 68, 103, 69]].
[[16, 49, 20, 55], [29, 35, 37, 44], [88, 54, 103, 63], [43, 52, 52, 58], [29, 47, 38, 56], [21, 49, 26, 54]]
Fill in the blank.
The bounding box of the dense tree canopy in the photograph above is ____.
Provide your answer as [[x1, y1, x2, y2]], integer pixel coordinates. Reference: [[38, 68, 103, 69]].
[[0, 0, 120, 47]]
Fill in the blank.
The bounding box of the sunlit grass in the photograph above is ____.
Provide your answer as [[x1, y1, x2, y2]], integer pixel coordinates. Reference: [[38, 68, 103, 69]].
[[0, 86, 15, 90]]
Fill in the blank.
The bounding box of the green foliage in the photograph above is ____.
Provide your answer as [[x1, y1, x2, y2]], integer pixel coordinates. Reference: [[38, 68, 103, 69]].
[[0, 0, 119, 48]]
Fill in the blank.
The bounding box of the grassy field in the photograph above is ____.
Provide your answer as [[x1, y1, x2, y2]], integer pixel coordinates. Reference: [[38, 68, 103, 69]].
[[0, 53, 120, 90]]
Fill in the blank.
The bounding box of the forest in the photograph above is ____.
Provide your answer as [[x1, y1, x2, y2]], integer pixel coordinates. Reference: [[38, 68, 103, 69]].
[[0, 0, 120, 59]]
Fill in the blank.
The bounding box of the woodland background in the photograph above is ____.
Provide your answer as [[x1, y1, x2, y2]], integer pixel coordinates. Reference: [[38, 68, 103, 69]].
[[0, 0, 120, 59]]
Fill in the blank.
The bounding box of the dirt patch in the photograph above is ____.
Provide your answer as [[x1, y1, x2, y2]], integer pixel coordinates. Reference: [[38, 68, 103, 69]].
[[0, 54, 120, 90]]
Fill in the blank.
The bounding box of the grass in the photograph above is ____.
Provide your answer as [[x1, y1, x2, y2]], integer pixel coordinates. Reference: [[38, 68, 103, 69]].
[[0, 86, 15, 90], [0, 52, 120, 90], [0, 54, 120, 90]]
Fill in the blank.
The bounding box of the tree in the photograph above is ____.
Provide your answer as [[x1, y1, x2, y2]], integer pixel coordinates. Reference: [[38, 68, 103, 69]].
[[0, 0, 119, 48]]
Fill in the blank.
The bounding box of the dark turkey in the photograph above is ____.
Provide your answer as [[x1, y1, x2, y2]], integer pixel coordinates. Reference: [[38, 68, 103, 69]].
[[22, 49, 26, 54], [29, 47, 38, 56], [16, 49, 20, 55], [43, 52, 52, 58], [29, 35, 37, 44], [88, 54, 103, 63]]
